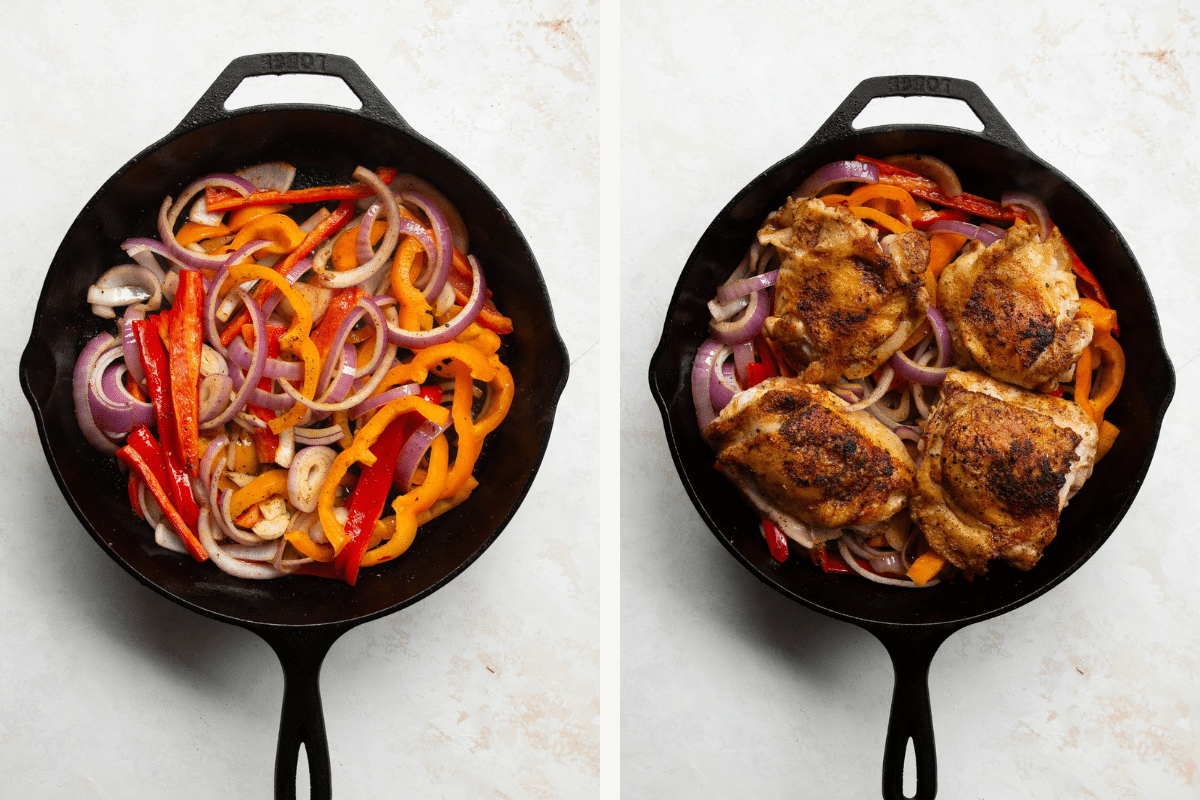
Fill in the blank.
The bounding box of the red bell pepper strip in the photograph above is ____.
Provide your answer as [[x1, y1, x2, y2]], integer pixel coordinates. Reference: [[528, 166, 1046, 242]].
[[310, 286, 366, 359], [169, 268, 204, 476], [204, 167, 399, 212], [132, 319, 200, 527], [761, 517, 789, 562], [128, 473, 144, 520], [1060, 235, 1113, 314], [809, 544, 854, 574], [745, 361, 775, 389], [911, 208, 971, 231], [855, 156, 1019, 221], [116, 444, 208, 562], [335, 386, 442, 586], [219, 199, 357, 347]]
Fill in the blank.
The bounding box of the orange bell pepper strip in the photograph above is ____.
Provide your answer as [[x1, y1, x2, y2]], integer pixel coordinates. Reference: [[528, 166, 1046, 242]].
[[332, 219, 387, 270], [848, 206, 910, 234], [229, 213, 305, 255], [219, 199, 356, 346], [175, 221, 231, 246], [227, 203, 291, 232], [228, 469, 290, 518], [169, 268, 204, 477], [1073, 347, 1098, 422], [906, 550, 946, 587], [846, 184, 920, 223], [390, 236, 435, 331], [204, 167, 399, 212], [359, 436, 450, 569], [116, 443, 208, 562], [927, 232, 968, 280], [316, 395, 450, 553], [285, 529, 335, 562], [1061, 235, 1112, 312], [1097, 420, 1120, 460], [1089, 337, 1125, 421]]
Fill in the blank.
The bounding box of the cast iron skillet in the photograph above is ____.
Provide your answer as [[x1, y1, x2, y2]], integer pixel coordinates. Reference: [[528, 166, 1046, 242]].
[[20, 53, 568, 799], [649, 76, 1173, 799]]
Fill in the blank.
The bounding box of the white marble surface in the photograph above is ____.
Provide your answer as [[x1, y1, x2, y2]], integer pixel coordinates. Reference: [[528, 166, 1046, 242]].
[[622, 2, 1199, 798], [2, 1, 610, 798]]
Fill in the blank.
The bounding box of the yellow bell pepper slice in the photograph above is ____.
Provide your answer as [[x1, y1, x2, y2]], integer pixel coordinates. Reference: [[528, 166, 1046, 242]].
[[230, 213, 305, 255], [228, 468, 289, 518]]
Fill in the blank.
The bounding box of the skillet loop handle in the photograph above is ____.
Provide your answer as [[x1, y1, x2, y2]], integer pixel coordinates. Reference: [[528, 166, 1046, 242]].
[[873, 626, 954, 800], [812, 75, 1030, 155], [175, 52, 410, 134], [260, 628, 345, 800]]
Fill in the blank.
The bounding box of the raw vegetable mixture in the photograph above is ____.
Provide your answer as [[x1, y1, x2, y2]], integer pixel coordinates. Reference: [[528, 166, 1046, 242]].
[[75, 162, 513, 584]]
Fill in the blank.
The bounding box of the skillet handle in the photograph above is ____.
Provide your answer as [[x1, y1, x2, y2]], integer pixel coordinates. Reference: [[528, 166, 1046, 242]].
[[811, 75, 1031, 155], [872, 625, 955, 800], [174, 52, 411, 133], [257, 627, 346, 800]]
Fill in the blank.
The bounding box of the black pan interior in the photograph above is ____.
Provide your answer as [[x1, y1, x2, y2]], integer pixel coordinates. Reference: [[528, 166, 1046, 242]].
[[23, 106, 568, 629], [650, 126, 1174, 629]]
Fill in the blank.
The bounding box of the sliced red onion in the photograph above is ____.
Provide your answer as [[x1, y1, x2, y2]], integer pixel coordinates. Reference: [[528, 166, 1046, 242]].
[[894, 425, 921, 442], [355, 203, 383, 265], [691, 338, 722, 431], [74, 333, 121, 454], [842, 367, 893, 413], [237, 162, 297, 193], [159, 175, 257, 269], [868, 552, 909, 576], [1000, 190, 1051, 242], [349, 382, 419, 420], [203, 286, 266, 429], [286, 445, 336, 512], [122, 238, 175, 277], [90, 357, 154, 433], [891, 350, 949, 386], [383, 254, 486, 348], [389, 173, 469, 253], [199, 374, 234, 422], [716, 269, 779, 304], [213, 488, 266, 547], [277, 337, 397, 414], [884, 154, 962, 197], [226, 337, 303, 382], [87, 264, 162, 311], [795, 160, 878, 199], [836, 538, 931, 588], [121, 307, 147, 385], [154, 522, 190, 555], [313, 167, 402, 289], [398, 191, 452, 301], [732, 340, 754, 385], [294, 424, 347, 447], [198, 509, 288, 580], [199, 434, 229, 494], [708, 350, 739, 411], [927, 306, 952, 369], [395, 418, 451, 490], [708, 289, 768, 346], [926, 219, 1002, 246]]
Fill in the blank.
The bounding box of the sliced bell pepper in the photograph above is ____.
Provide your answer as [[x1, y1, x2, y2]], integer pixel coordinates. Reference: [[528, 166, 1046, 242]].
[[169, 268, 204, 477], [761, 517, 789, 562], [309, 287, 366, 359], [219, 199, 356, 346], [228, 469, 290, 518], [132, 319, 199, 527], [906, 550, 946, 587], [1062, 236, 1113, 312], [845, 184, 920, 223], [449, 248, 513, 334], [204, 167, 399, 212], [128, 473, 144, 519], [229, 213, 305, 255], [391, 236, 436, 331], [745, 361, 775, 389], [848, 205, 911, 234], [855, 155, 1020, 221], [359, 435, 450, 570], [242, 322, 287, 462], [809, 544, 853, 574], [116, 443, 207, 562], [927, 231, 968, 280]]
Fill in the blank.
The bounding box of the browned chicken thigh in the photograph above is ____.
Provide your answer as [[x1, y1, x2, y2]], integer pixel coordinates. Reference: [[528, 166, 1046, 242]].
[[758, 197, 930, 384], [910, 369, 1098, 573], [704, 378, 915, 548], [938, 224, 1093, 392]]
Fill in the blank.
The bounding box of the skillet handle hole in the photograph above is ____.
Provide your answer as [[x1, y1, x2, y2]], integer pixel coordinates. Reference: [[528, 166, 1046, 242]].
[[224, 74, 364, 112], [903, 735, 917, 799], [295, 741, 311, 800], [852, 96, 984, 132]]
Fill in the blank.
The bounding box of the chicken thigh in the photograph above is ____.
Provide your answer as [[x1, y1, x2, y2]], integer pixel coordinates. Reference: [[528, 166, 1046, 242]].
[[705, 378, 915, 547], [758, 197, 930, 384], [938, 224, 1093, 392], [909, 369, 1098, 573]]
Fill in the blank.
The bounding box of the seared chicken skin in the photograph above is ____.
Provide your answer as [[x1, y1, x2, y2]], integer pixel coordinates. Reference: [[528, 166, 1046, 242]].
[[705, 378, 915, 547], [758, 197, 930, 384], [910, 369, 1098, 573], [938, 224, 1093, 392]]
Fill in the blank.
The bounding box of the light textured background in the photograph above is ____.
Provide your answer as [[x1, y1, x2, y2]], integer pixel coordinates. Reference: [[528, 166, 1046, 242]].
[[2, 1, 612, 798], [622, 2, 1199, 798]]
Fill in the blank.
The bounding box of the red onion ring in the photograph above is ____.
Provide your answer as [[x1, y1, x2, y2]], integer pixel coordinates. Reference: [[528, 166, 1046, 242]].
[[236, 162, 296, 193], [389, 173, 469, 253], [87, 264, 162, 311], [691, 338, 722, 430], [74, 334, 121, 454], [926, 219, 1002, 246], [313, 167, 402, 289], [732, 340, 754, 385], [795, 160, 879, 199], [384, 254, 486, 348], [203, 286, 266, 429], [708, 289, 768, 346], [716, 270, 779, 304], [395, 418, 451, 490], [287, 446, 337, 512], [398, 190, 453, 301], [294, 425, 346, 447], [199, 434, 229, 495], [122, 238, 176, 277], [708, 351, 739, 411], [1000, 191, 1051, 242], [199, 374, 234, 422], [158, 175, 257, 270], [198, 509, 289, 579], [927, 306, 952, 369], [891, 350, 949, 386], [349, 382, 419, 420], [90, 356, 155, 433]]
